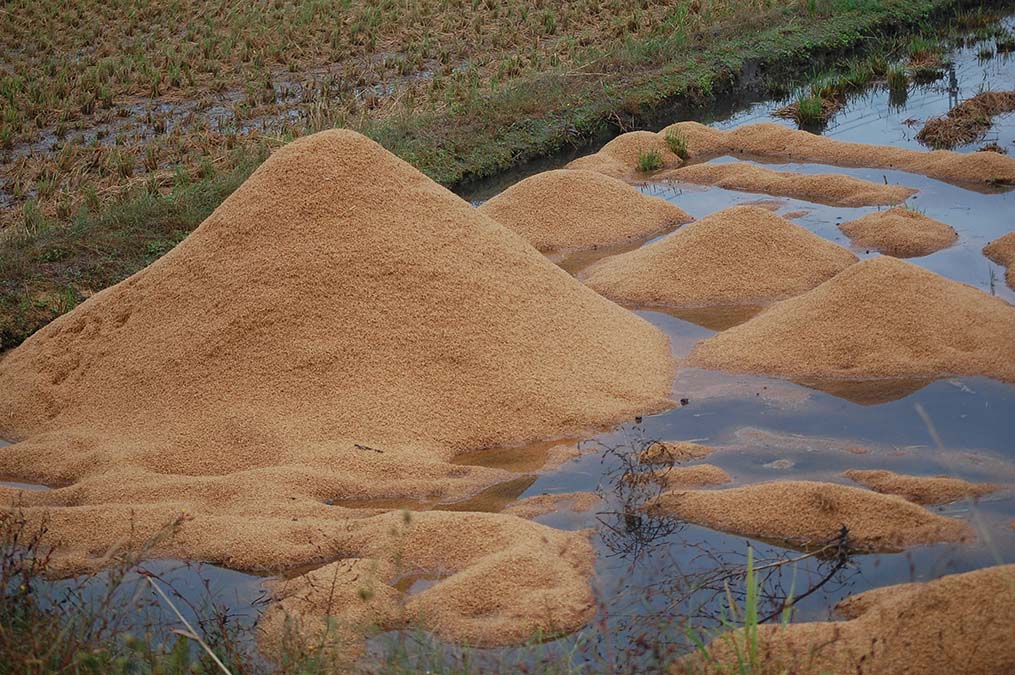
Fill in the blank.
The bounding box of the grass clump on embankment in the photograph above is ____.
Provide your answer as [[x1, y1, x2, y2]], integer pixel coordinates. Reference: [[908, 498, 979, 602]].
[[0, 0, 975, 347]]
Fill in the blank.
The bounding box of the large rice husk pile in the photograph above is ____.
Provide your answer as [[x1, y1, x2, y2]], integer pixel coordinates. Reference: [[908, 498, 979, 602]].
[[984, 230, 1015, 290], [647, 480, 971, 551], [583, 206, 857, 309], [838, 206, 957, 257], [661, 161, 916, 207], [652, 121, 1015, 188], [477, 169, 690, 255], [678, 565, 1015, 674], [0, 130, 677, 650], [689, 256, 1015, 383], [917, 91, 1015, 149], [843, 469, 997, 505]]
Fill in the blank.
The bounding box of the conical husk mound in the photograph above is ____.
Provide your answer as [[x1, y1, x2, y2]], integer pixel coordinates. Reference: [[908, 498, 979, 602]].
[[678, 565, 1015, 674], [0, 130, 676, 650], [843, 469, 997, 505], [984, 230, 1015, 290], [838, 206, 957, 257], [477, 169, 690, 254], [583, 206, 857, 309], [688, 256, 1015, 383]]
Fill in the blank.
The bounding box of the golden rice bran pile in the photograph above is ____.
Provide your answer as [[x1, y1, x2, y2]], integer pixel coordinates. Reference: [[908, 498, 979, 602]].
[[661, 161, 916, 207], [843, 469, 997, 505], [477, 169, 691, 255], [984, 230, 1015, 290], [583, 206, 857, 308], [654, 463, 732, 487], [639, 440, 716, 465], [0, 129, 677, 650], [648, 480, 972, 551], [689, 256, 1015, 383], [565, 130, 682, 178], [838, 206, 957, 257], [676, 565, 1015, 675]]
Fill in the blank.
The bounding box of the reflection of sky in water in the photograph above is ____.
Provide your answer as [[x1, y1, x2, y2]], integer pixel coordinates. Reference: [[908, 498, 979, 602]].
[[4, 20, 1015, 669]]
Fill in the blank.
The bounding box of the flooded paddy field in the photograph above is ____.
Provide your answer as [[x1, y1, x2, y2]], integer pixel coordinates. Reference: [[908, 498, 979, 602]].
[[3, 10, 1015, 675]]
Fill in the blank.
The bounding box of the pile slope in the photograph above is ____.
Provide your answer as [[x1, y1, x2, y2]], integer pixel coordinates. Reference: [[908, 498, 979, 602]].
[[984, 230, 1015, 290], [0, 130, 677, 649], [838, 206, 956, 257], [679, 565, 1015, 674], [689, 256, 1015, 383], [477, 169, 690, 255], [662, 161, 916, 207], [565, 130, 682, 179], [648, 480, 971, 551], [650, 121, 1015, 188], [583, 206, 857, 309]]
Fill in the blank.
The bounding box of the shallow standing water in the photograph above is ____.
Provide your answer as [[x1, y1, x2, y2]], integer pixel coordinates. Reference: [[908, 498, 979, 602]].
[[5, 17, 1015, 672]]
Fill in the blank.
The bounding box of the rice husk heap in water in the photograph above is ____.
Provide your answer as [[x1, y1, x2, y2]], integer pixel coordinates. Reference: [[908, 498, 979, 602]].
[[0, 130, 677, 653], [583, 206, 857, 309], [688, 256, 1015, 383], [477, 169, 691, 254], [678, 564, 1015, 674], [838, 206, 957, 258], [984, 230, 1015, 290]]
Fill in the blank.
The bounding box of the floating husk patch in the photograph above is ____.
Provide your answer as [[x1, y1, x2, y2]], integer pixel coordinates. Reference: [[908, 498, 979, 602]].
[[917, 91, 1015, 149], [984, 230, 1015, 290], [583, 206, 857, 309], [678, 564, 1015, 674], [843, 469, 997, 505], [654, 121, 1015, 188], [661, 161, 916, 207], [647, 480, 972, 551], [502, 491, 601, 519], [0, 130, 677, 649], [689, 256, 1015, 383], [652, 464, 731, 488], [639, 441, 716, 465], [565, 130, 682, 178], [477, 169, 690, 254], [838, 206, 957, 257]]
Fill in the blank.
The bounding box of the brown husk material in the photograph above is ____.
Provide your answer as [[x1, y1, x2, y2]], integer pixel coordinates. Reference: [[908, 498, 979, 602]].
[[689, 256, 1015, 383], [565, 130, 682, 178], [651, 464, 732, 488], [984, 230, 1015, 290], [843, 469, 997, 505], [654, 121, 1015, 188], [677, 565, 1015, 675], [477, 169, 690, 254], [917, 91, 1015, 149], [661, 161, 916, 207], [838, 206, 957, 257], [647, 480, 972, 551], [583, 206, 857, 308], [0, 130, 678, 649], [502, 491, 601, 519], [638, 441, 716, 465]]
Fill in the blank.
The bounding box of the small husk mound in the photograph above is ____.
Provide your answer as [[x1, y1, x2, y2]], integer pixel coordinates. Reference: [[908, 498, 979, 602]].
[[477, 169, 690, 254], [662, 161, 916, 207], [565, 130, 682, 179], [844, 469, 997, 505], [647, 480, 972, 551], [0, 130, 677, 652], [678, 564, 1015, 674], [502, 491, 601, 519], [654, 121, 1015, 188], [653, 464, 731, 487], [689, 256, 1015, 383], [917, 91, 1015, 149], [639, 441, 716, 465], [583, 206, 857, 309], [984, 230, 1015, 290], [838, 206, 957, 257]]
